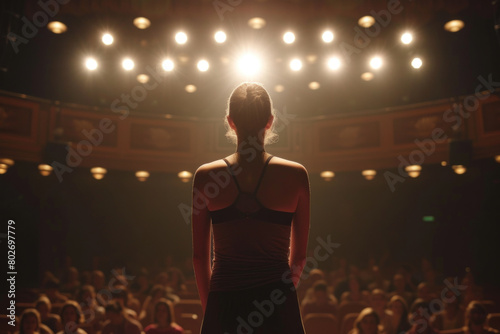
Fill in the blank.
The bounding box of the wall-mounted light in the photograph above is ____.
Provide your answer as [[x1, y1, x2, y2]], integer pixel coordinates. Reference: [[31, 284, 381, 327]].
[[362, 169, 377, 180], [0, 159, 14, 174], [405, 165, 421, 178], [91, 167, 107, 180], [452, 165, 467, 175], [178, 171, 193, 183], [320, 171, 335, 181], [136, 171, 150, 182], [38, 164, 53, 176]]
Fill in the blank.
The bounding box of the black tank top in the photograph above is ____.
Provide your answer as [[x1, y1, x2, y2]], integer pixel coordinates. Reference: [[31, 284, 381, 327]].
[[207, 155, 296, 291]]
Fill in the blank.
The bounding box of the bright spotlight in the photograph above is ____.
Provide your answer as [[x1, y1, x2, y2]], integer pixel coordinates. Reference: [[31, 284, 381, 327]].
[[185, 85, 197, 93], [102, 33, 114, 45], [122, 58, 134, 71], [361, 72, 374, 81], [274, 85, 285, 93], [214, 31, 227, 43], [136, 74, 149, 83], [237, 54, 261, 76], [85, 58, 98, 71], [175, 32, 188, 44], [162, 59, 174, 71], [444, 20, 465, 32], [328, 57, 341, 70], [401, 32, 413, 44], [197, 59, 209, 72], [283, 32, 295, 44], [322, 30, 334, 43], [369, 57, 382, 69], [411, 57, 423, 69], [290, 59, 302, 71]]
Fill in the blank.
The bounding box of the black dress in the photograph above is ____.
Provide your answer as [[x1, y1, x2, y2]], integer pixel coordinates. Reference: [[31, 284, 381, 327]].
[[201, 155, 306, 334]]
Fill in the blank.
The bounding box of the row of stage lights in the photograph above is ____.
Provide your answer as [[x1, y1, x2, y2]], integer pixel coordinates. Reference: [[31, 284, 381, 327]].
[[3, 156, 499, 181]]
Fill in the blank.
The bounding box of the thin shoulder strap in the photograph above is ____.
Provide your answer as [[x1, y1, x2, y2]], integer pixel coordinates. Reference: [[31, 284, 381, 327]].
[[222, 158, 241, 192], [253, 155, 274, 195]]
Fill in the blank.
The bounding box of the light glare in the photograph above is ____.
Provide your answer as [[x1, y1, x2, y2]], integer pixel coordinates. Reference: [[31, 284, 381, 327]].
[[102, 33, 114, 45], [411, 57, 423, 69], [122, 58, 134, 71], [358, 16, 375, 28], [214, 31, 227, 43], [328, 57, 341, 70], [197, 60, 209, 72], [290, 59, 302, 71], [283, 32, 295, 44], [238, 54, 261, 76], [85, 58, 98, 71], [322, 30, 334, 43], [175, 32, 188, 44], [370, 57, 383, 69], [401, 32, 413, 44], [162, 59, 174, 71]]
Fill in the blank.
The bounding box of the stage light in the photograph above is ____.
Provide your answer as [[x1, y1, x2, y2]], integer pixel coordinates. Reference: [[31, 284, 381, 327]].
[[361, 72, 374, 81], [197, 59, 209, 72], [47, 21, 67, 34], [411, 57, 423, 69], [122, 58, 134, 71], [308, 82, 320, 90], [322, 30, 334, 43], [185, 85, 197, 93], [85, 58, 98, 71], [358, 16, 375, 28], [405, 165, 421, 178], [214, 31, 227, 43], [283, 32, 295, 44], [401, 32, 413, 44], [248, 17, 266, 29], [237, 54, 261, 77], [135, 171, 150, 181], [102, 33, 114, 45], [162, 59, 174, 71], [362, 170, 377, 180], [495, 155, 500, 163], [91, 167, 107, 180], [444, 20, 465, 32], [38, 164, 53, 176], [370, 57, 383, 69], [306, 54, 317, 64], [290, 59, 302, 71], [0, 158, 14, 174], [133, 17, 151, 29], [441, 161, 448, 166], [320, 171, 335, 181], [136, 74, 149, 84], [328, 57, 341, 70], [175, 31, 188, 44], [452, 165, 467, 174], [274, 85, 285, 93], [178, 171, 193, 182]]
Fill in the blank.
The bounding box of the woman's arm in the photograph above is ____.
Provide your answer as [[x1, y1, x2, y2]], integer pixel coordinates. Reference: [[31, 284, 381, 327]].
[[289, 165, 311, 289], [191, 166, 212, 314]]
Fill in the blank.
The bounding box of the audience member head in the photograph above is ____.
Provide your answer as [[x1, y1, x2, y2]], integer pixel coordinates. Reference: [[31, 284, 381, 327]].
[[91, 270, 105, 290], [465, 301, 487, 328], [393, 274, 406, 292], [312, 280, 329, 303], [35, 295, 52, 317], [60, 300, 84, 331], [409, 299, 431, 331], [354, 308, 380, 334], [370, 289, 387, 311], [105, 301, 124, 325], [150, 285, 168, 301], [20, 309, 41, 334], [153, 298, 175, 326]]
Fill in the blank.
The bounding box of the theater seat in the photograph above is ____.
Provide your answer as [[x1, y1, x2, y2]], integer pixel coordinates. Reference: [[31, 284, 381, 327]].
[[173, 300, 203, 334], [340, 313, 359, 334], [303, 313, 338, 334]]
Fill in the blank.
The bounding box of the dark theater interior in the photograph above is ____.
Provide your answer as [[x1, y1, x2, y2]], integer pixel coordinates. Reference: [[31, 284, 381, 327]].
[[1, 0, 500, 333]]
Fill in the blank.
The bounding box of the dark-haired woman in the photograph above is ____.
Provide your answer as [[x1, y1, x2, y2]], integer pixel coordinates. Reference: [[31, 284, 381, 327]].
[[143, 299, 182, 334], [192, 82, 310, 333]]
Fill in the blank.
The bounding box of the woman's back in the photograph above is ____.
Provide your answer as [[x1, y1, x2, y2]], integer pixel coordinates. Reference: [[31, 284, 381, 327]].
[[204, 153, 303, 291]]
